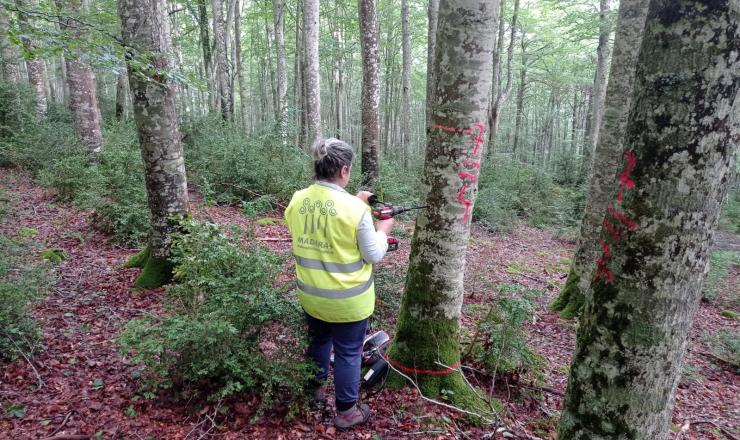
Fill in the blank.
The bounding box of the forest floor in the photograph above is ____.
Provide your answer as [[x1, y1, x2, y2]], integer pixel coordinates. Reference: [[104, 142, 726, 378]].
[[0, 167, 738, 440]]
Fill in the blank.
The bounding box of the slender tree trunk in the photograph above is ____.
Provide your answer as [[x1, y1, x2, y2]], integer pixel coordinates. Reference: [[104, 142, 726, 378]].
[[425, 0, 439, 126], [488, 0, 518, 144], [16, 0, 48, 119], [550, 0, 649, 319], [358, 0, 380, 187], [559, 1, 739, 437], [487, 0, 504, 146], [196, 0, 215, 112], [400, 0, 411, 168], [512, 55, 527, 157], [273, 0, 288, 140], [589, 0, 612, 152], [115, 72, 127, 120], [386, 0, 496, 399], [234, 0, 247, 128], [0, 6, 21, 84], [303, 0, 320, 144], [212, 0, 231, 120], [119, 0, 190, 289], [56, 0, 103, 155]]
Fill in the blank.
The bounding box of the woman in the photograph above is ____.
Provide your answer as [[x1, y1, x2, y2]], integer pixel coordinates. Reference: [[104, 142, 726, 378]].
[[284, 138, 393, 430]]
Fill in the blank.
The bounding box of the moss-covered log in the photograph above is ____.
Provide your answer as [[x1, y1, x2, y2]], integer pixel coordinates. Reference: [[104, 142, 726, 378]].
[[119, 0, 190, 289], [551, 0, 649, 319], [558, 1, 740, 438], [387, 0, 497, 407]]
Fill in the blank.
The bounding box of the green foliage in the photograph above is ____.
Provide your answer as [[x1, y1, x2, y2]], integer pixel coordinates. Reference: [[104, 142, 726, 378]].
[[184, 118, 311, 203], [41, 248, 67, 263], [719, 188, 740, 233], [240, 195, 276, 219], [119, 220, 313, 407], [705, 330, 740, 369], [702, 251, 740, 309], [465, 284, 545, 377], [0, 233, 50, 362], [475, 156, 585, 233]]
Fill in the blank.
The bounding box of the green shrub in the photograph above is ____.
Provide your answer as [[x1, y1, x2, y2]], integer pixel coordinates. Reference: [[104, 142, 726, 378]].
[[464, 284, 545, 377], [705, 330, 740, 369], [475, 156, 585, 232], [702, 251, 740, 307], [0, 234, 50, 362], [241, 195, 277, 219], [38, 154, 106, 203], [119, 220, 313, 408], [720, 188, 739, 233]]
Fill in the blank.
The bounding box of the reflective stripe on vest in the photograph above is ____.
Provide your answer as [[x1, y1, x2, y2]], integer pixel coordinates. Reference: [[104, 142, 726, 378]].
[[294, 255, 365, 273], [297, 276, 374, 299]]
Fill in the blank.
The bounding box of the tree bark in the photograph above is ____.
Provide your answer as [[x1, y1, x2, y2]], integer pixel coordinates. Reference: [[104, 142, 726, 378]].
[[273, 0, 288, 140], [303, 0, 320, 144], [358, 0, 380, 187], [589, 0, 612, 152], [558, 1, 740, 438], [235, 0, 247, 128], [16, 0, 48, 119], [511, 38, 528, 157], [212, 0, 231, 121], [424, 0, 439, 126], [386, 0, 496, 399], [0, 6, 21, 84], [115, 71, 127, 120], [551, 0, 649, 319], [119, 0, 190, 289], [400, 0, 411, 168], [55, 0, 103, 155]]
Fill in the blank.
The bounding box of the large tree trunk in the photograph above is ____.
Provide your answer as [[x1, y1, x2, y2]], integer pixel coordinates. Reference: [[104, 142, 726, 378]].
[[16, 0, 48, 119], [234, 0, 247, 128], [0, 6, 21, 84], [386, 0, 496, 400], [212, 0, 231, 121], [588, 0, 612, 153], [358, 0, 379, 187], [400, 0, 411, 168], [550, 0, 649, 319], [56, 0, 103, 155], [424, 0, 439, 126], [196, 0, 215, 112], [558, 1, 740, 438], [303, 0, 320, 144], [273, 0, 288, 140], [119, 0, 190, 289]]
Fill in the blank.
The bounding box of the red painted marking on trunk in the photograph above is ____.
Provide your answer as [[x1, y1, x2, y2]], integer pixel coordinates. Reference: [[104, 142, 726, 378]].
[[602, 217, 621, 240], [384, 353, 460, 376], [616, 150, 636, 202], [432, 124, 474, 135], [471, 123, 486, 157], [594, 241, 615, 282], [456, 183, 473, 222], [463, 161, 481, 168], [607, 204, 637, 230], [458, 172, 478, 182]]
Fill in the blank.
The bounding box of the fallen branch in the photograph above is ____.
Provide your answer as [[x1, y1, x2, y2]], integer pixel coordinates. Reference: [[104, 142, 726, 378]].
[[256, 237, 292, 242], [42, 435, 91, 440], [3, 330, 45, 389], [46, 411, 74, 438]]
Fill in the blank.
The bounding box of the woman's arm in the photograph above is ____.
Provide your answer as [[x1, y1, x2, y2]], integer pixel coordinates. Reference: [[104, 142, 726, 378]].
[[357, 211, 392, 264]]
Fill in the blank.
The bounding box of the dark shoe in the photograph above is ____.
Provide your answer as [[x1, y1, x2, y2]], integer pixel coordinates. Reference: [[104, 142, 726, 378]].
[[334, 403, 371, 431]]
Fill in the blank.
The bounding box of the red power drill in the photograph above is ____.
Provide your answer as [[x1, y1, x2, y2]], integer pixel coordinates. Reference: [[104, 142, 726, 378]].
[[367, 195, 427, 251]]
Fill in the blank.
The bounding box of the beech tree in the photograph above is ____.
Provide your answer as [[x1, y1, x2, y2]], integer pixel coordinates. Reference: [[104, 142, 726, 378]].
[[551, 0, 649, 318], [212, 0, 231, 120], [558, 1, 740, 438], [0, 5, 21, 84], [16, 0, 48, 119], [273, 0, 288, 140], [386, 0, 496, 398], [119, 0, 190, 289], [303, 0, 320, 144], [358, 0, 379, 187], [56, 0, 103, 154]]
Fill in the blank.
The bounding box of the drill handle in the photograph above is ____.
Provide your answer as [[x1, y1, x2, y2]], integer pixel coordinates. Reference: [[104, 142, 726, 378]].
[[387, 236, 399, 251]]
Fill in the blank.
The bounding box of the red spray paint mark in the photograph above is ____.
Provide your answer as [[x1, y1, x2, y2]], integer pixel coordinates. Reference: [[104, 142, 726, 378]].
[[434, 122, 487, 223], [616, 150, 636, 202], [594, 149, 638, 283]]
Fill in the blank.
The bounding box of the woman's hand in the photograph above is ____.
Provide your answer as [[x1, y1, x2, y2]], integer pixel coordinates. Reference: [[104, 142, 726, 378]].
[[376, 218, 394, 235], [356, 191, 373, 204]]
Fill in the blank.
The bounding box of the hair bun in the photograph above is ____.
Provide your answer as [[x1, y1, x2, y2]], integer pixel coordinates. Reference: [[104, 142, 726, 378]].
[[311, 139, 329, 162]]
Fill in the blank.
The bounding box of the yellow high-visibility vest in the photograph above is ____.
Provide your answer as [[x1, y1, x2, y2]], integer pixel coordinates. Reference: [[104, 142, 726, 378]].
[[285, 184, 374, 322]]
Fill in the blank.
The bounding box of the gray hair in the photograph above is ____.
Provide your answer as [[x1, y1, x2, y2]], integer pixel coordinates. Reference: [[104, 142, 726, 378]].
[[311, 137, 354, 180]]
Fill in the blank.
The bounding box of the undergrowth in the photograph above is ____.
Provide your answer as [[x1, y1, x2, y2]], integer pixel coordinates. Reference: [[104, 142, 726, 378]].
[[118, 220, 314, 412], [702, 251, 740, 311]]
